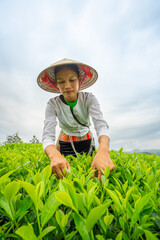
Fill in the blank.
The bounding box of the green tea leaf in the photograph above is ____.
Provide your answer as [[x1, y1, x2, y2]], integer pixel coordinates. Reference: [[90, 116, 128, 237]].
[[115, 231, 122, 240], [119, 217, 125, 231], [0, 167, 7, 176], [56, 209, 64, 231], [0, 170, 15, 185], [16, 224, 38, 240], [145, 167, 152, 176], [104, 214, 114, 226], [77, 193, 87, 217], [155, 181, 160, 195], [4, 181, 20, 203], [59, 180, 66, 192], [20, 181, 37, 208], [152, 212, 160, 228], [94, 195, 101, 205], [41, 165, 51, 182], [85, 169, 95, 184], [55, 192, 75, 210], [63, 181, 78, 209], [33, 172, 42, 185], [65, 230, 78, 240], [4, 233, 19, 239], [0, 193, 13, 219], [104, 166, 110, 179], [144, 230, 159, 240], [74, 178, 84, 192], [124, 186, 136, 209], [41, 192, 61, 227], [35, 181, 44, 199], [113, 177, 122, 192], [122, 231, 129, 240], [61, 211, 72, 229], [106, 189, 123, 213], [96, 235, 105, 240], [86, 202, 111, 232], [40, 226, 56, 238], [122, 180, 128, 193], [72, 212, 90, 240], [126, 202, 133, 219], [87, 184, 97, 209], [135, 192, 152, 211], [131, 192, 152, 227], [15, 196, 32, 220]]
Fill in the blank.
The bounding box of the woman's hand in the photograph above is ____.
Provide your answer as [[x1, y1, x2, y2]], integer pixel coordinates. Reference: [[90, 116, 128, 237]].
[[91, 135, 115, 180], [91, 150, 115, 180], [45, 145, 70, 179], [50, 156, 70, 179]]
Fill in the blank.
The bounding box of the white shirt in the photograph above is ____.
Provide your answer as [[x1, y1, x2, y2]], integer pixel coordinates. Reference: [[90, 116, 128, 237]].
[[42, 92, 109, 150]]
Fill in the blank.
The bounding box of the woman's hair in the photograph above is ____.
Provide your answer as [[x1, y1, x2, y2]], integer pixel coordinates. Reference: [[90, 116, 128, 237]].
[[55, 64, 80, 80]]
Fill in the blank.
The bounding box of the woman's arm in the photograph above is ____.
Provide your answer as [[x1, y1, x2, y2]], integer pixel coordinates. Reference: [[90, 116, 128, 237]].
[[45, 144, 70, 178], [91, 135, 115, 180], [87, 93, 115, 179], [43, 100, 70, 178]]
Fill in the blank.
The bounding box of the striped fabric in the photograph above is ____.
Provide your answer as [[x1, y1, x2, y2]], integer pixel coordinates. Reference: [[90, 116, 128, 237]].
[[59, 131, 93, 142]]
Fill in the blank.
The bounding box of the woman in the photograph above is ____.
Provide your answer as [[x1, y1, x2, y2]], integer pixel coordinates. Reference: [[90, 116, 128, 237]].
[[37, 58, 115, 179]]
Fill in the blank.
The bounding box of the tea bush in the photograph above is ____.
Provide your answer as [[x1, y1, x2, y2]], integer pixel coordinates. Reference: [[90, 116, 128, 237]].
[[0, 143, 160, 239]]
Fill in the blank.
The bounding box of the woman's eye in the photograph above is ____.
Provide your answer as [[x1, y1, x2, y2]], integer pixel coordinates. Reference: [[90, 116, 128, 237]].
[[57, 81, 65, 84]]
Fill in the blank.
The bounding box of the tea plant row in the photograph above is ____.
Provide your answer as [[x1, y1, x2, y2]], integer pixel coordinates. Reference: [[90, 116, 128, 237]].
[[0, 143, 160, 239]]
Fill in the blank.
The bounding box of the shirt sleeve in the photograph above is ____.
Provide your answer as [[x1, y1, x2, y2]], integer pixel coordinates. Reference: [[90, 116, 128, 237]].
[[88, 93, 110, 139], [42, 99, 57, 150]]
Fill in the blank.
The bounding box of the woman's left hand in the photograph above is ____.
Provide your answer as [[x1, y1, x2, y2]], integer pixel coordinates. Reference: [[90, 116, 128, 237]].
[[91, 135, 115, 180], [91, 150, 115, 180]]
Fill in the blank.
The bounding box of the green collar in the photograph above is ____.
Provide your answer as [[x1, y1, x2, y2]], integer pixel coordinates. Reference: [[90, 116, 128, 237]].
[[65, 93, 78, 110]]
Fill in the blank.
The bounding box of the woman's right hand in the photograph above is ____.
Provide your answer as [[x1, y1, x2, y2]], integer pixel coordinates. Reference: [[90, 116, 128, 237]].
[[45, 145, 70, 179], [50, 156, 70, 179]]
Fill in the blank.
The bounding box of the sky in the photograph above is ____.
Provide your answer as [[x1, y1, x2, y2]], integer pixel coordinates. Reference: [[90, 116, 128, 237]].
[[0, 0, 160, 151]]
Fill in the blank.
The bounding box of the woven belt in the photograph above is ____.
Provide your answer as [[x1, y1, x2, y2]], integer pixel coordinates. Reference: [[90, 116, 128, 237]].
[[59, 131, 93, 142]]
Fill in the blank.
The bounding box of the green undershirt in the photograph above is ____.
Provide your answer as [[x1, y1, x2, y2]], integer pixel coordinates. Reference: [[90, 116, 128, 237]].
[[65, 93, 78, 111], [65, 98, 78, 111]]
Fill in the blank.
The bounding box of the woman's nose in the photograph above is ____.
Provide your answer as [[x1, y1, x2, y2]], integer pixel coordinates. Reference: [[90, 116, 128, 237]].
[[64, 80, 71, 89]]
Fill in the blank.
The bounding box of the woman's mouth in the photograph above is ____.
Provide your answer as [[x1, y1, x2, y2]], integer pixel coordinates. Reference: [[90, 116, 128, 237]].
[[65, 91, 73, 94]]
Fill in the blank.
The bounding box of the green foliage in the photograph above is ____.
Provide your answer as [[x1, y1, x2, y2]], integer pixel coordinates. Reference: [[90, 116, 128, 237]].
[[5, 132, 23, 144], [29, 135, 40, 143], [0, 143, 160, 239]]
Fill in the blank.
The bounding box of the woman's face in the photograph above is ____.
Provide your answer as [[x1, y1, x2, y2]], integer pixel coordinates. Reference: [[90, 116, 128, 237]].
[[56, 67, 79, 102]]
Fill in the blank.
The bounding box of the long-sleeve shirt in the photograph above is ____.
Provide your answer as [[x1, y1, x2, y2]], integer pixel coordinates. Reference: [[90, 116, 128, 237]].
[[42, 91, 109, 150]]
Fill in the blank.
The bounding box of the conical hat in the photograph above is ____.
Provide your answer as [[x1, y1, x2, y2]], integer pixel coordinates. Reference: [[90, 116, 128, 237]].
[[37, 58, 98, 93]]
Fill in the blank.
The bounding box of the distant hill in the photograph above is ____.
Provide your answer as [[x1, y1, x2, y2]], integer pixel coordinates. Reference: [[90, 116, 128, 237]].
[[130, 149, 160, 155]]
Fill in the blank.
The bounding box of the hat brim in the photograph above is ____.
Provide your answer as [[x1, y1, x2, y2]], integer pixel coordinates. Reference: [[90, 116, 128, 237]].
[[37, 58, 98, 93]]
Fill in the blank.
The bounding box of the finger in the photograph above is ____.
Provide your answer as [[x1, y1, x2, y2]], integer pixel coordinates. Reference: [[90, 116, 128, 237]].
[[66, 161, 70, 169], [98, 170, 102, 180], [55, 167, 63, 179], [50, 164, 56, 176], [91, 166, 96, 179], [58, 159, 69, 174], [91, 172, 95, 179], [62, 166, 69, 176], [57, 171, 63, 179]]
